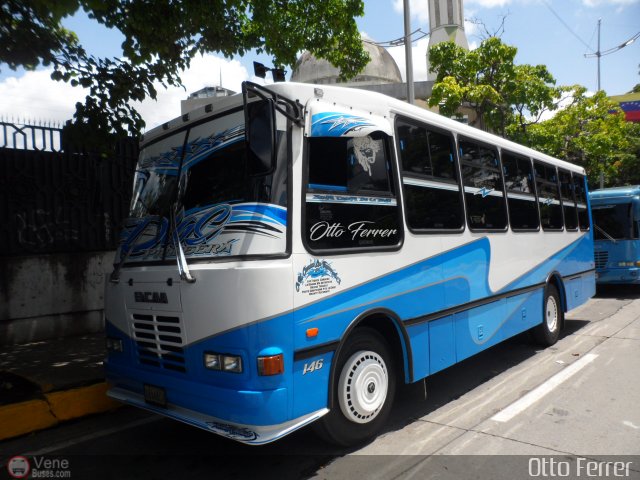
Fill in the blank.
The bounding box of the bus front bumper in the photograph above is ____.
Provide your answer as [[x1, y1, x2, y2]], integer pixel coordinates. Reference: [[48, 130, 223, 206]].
[[596, 267, 640, 284], [107, 386, 328, 445]]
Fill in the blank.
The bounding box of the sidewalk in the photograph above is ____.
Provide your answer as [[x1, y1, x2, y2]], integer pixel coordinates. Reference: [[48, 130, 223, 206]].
[[0, 333, 120, 442]]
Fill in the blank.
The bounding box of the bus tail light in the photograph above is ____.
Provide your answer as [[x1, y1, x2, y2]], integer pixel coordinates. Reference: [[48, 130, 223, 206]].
[[257, 354, 284, 376]]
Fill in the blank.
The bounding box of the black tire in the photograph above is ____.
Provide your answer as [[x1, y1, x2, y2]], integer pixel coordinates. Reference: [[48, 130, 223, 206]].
[[532, 284, 563, 346], [314, 327, 396, 447]]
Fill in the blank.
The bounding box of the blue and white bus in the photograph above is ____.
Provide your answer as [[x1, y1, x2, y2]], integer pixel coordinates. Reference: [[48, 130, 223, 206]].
[[591, 186, 640, 284], [104, 82, 596, 446]]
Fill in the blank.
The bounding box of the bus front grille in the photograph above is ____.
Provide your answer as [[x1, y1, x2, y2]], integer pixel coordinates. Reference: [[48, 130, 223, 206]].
[[131, 313, 186, 373], [594, 251, 608, 270]]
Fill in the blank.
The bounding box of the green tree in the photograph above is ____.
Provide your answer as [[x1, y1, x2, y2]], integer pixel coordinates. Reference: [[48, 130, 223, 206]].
[[428, 37, 560, 136], [1, 0, 368, 140], [518, 87, 640, 187], [632, 64, 640, 93]]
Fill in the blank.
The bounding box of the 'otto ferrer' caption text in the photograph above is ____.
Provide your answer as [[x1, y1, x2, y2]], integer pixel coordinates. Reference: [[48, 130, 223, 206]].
[[529, 457, 634, 478]]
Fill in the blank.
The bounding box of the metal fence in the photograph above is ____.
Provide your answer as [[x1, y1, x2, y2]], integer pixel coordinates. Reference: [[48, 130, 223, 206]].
[[0, 121, 138, 256], [0, 120, 64, 152]]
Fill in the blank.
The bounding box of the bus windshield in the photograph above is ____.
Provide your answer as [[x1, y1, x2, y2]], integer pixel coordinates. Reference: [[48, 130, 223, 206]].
[[592, 203, 635, 240], [120, 109, 288, 263]]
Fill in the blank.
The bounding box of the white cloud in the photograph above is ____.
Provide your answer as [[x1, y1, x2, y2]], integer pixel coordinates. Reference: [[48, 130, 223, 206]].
[[536, 88, 595, 122], [464, 17, 480, 47], [387, 37, 431, 81], [392, 0, 430, 24], [0, 53, 250, 133], [0, 69, 86, 125], [582, 0, 639, 6], [133, 54, 250, 130], [466, 0, 513, 7]]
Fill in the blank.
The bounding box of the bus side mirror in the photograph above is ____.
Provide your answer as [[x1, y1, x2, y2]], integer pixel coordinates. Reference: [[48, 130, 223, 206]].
[[246, 99, 276, 176]]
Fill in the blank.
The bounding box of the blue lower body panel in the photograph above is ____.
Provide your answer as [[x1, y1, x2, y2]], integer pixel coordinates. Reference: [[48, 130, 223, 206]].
[[106, 361, 328, 445], [596, 267, 640, 285]]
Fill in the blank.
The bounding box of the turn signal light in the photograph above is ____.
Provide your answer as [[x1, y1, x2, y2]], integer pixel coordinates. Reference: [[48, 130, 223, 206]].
[[257, 354, 284, 376]]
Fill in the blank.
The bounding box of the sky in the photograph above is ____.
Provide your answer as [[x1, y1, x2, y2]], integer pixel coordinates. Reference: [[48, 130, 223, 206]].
[[0, 0, 638, 132]]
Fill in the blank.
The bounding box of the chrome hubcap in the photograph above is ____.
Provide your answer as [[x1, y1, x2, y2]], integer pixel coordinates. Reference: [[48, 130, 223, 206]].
[[546, 295, 558, 332], [338, 350, 388, 424]]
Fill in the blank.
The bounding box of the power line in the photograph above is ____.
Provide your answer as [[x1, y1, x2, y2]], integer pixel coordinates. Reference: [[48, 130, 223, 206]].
[[540, 0, 594, 53], [584, 20, 639, 91]]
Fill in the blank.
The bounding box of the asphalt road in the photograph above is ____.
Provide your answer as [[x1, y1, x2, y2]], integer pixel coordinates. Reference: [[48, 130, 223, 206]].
[[2, 286, 639, 480]]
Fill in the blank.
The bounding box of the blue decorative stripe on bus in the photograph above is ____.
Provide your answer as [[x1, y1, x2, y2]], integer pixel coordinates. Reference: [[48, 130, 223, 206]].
[[291, 235, 592, 343], [310, 112, 375, 137], [137, 124, 244, 176], [106, 233, 594, 429], [182, 125, 244, 171], [118, 202, 286, 259]]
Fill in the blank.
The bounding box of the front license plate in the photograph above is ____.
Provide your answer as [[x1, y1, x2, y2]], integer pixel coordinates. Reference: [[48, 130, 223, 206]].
[[144, 384, 167, 408]]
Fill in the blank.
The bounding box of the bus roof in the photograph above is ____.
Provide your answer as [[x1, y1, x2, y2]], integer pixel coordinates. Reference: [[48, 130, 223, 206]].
[[141, 81, 586, 175], [590, 185, 640, 203]]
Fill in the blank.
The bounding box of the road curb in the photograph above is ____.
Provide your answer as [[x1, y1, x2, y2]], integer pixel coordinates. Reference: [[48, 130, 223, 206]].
[[0, 382, 121, 441]]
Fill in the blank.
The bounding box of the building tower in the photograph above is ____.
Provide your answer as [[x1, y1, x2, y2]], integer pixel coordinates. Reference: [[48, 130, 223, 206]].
[[427, 0, 469, 80]]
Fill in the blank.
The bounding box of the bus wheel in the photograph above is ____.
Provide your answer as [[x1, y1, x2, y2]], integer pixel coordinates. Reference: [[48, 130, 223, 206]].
[[533, 284, 563, 346], [314, 328, 396, 446]]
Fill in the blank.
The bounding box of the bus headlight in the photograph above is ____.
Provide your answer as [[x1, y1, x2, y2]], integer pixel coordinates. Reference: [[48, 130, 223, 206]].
[[618, 261, 635, 267], [204, 352, 243, 373], [204, 353, 221, 370], [223, 355, 243, 373], [106, 337, 123, 352]]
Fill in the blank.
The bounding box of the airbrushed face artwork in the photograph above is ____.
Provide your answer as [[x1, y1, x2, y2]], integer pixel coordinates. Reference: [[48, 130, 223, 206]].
[[352, 135, 381, 176]]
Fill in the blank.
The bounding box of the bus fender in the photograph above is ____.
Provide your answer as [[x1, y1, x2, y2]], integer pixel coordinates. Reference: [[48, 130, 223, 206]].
[[545, 271, 567, 313], [326, 308, 412, 409]]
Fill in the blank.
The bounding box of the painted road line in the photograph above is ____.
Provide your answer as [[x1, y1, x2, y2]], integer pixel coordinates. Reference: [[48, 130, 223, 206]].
[[24, 416, 160, 456], [491, 353, 599, 423]]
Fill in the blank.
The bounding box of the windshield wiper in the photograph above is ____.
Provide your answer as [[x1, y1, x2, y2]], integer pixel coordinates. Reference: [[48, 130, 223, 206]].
[[170, 205, 196, 283], [594, 224, 618, 243], [109, 243, 132, 283]]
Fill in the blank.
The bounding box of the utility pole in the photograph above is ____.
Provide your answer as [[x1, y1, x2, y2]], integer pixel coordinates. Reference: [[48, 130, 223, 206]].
[[596, 18, 601, 91], [585, 19, 639, 92], [582, 19, 640, 188], [403, 0, 415, 105]]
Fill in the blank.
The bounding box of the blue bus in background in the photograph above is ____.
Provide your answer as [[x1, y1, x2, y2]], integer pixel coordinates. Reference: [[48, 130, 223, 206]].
[[591, 186, 640, 284]]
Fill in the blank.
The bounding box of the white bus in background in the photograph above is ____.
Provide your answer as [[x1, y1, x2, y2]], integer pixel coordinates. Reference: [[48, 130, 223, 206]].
[[104, 81, 595, 446]]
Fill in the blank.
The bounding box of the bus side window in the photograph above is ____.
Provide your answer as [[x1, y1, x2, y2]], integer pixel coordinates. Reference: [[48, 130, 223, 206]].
[[396, 118, 464, 231], [534, 161, 563, 231], [559, 168, 578, 231], [459, 137, 508, 231], [502, 151, 539, 231], [572, 173, 591, 231], [304, 133, 402, 252]]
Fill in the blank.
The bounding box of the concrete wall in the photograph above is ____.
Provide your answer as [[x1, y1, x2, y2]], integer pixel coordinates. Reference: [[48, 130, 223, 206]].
[[0, 252, 115, 346]]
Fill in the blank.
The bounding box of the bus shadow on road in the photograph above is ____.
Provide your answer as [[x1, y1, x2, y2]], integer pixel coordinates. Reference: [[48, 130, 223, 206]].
[[563, 318, 591, 336], [595, 284, 640, 300], [383, 333, 539, 434]]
